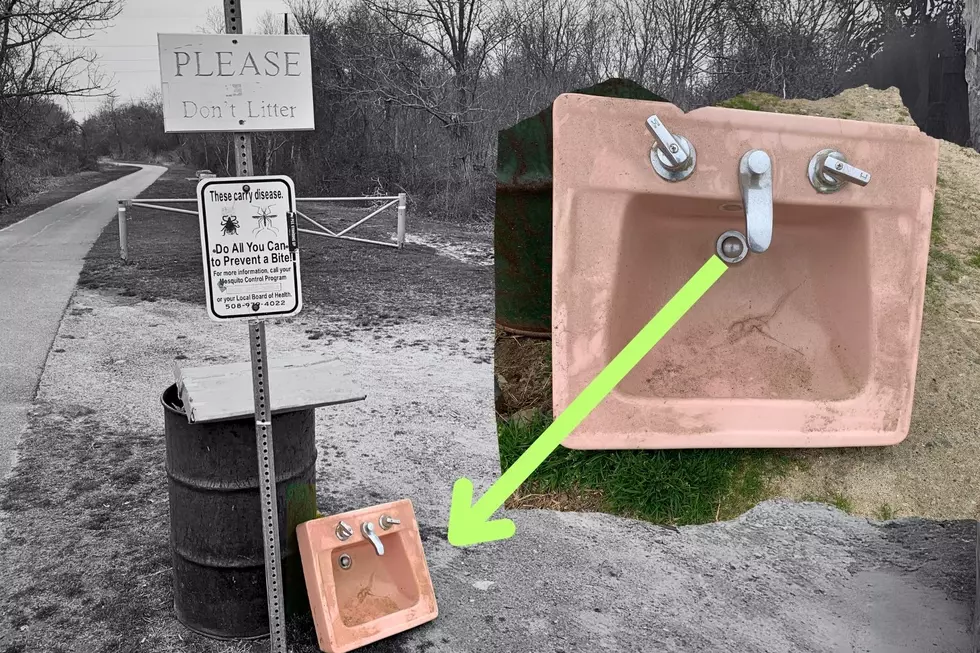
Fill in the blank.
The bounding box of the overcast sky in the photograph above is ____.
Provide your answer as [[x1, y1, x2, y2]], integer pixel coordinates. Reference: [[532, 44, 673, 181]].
[[62, 0, 292, 122]]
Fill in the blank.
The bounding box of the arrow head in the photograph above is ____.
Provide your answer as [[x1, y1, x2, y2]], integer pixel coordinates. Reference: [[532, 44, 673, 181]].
[[447, 477, 516, 548]]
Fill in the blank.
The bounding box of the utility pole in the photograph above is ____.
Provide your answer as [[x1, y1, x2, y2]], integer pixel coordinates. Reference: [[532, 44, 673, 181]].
[[222, 2, 288, 653]]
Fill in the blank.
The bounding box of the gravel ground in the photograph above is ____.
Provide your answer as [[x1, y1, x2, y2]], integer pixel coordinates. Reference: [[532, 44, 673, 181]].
[[1, 281, 975, 653]]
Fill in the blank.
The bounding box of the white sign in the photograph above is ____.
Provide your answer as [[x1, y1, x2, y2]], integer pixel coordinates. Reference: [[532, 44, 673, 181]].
[[197, 175, 302, 321], [158, 33, 315, 133]]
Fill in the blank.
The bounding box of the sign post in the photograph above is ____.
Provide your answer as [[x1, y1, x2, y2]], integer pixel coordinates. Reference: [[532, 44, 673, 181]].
[[227, 5, 287, 652], [159, 1, 314, 651]]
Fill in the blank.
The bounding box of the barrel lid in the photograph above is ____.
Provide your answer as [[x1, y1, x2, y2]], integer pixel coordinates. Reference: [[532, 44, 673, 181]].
[[496, 78, 667, 190], [174, 353, 366, 423]]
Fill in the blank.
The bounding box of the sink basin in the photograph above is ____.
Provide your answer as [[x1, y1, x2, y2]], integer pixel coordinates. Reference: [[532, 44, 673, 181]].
[[551, 93, 939, 449], [296, 499, 437, 652]]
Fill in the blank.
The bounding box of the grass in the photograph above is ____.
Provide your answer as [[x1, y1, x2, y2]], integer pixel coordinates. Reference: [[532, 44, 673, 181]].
[[78, 165, 490, 320], [497, 412, 793, 525], [0, 162, 141, 231], [715, 96, 762, 111], [801, 491, 854, 513], [927, 195, 966, 286], [966, 246, 980, 268]]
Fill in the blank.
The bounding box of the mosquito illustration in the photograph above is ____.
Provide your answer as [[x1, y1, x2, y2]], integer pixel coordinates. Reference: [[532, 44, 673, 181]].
[[251, 204, 278, 236]]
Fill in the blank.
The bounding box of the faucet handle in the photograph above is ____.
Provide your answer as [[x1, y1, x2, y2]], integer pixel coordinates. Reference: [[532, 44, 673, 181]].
[[809, 149, 871, 193], [646, 114, 696, 181], [646, 115, 689, 168], [824, 155, 871, 186], [335, 520, 353, 541], [379, 514, 401, 530]]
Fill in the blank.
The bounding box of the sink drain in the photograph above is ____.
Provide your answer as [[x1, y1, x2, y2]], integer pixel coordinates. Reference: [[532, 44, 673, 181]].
[[338, 554, 352, 570], [716, 230, 748, 264]]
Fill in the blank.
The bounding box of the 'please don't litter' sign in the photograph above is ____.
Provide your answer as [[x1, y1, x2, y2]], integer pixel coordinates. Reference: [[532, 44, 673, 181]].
[[196, 175, 302, 321], [158, 33, 315, 133]]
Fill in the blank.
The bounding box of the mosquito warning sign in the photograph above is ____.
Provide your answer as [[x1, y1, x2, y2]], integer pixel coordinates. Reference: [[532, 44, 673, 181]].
[[196, 175, 302, 321]]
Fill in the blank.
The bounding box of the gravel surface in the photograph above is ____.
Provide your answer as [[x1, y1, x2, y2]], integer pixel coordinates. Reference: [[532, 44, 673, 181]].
[[1, 283, 974, 652]]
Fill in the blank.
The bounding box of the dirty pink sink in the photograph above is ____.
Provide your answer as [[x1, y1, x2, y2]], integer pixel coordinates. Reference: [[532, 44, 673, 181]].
[[551, 93, 940, 449], [296, 499, 437, 652]]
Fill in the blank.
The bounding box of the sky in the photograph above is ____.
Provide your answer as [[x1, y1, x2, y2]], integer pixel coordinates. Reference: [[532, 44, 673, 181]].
[[61, 0, 292, 122]]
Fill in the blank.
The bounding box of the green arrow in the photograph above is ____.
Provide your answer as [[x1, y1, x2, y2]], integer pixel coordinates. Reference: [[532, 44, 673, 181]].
[[448, 255, 729, 547]]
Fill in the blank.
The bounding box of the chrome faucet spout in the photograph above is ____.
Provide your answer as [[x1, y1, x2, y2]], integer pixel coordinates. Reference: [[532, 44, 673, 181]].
[[739, 149, 773, 254], [361, 521, 384, 556]]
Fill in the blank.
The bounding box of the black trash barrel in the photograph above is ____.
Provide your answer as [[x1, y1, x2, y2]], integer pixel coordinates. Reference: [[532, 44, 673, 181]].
[[161, 383, 318, 639]]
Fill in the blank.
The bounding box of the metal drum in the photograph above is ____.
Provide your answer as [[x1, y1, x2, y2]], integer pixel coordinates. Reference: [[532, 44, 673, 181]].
[[161, 383, 318, 639], [494, 78, 667, 337]]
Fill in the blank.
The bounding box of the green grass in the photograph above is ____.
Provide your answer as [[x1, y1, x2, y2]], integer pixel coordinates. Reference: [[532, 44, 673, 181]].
[[715, 96, 762, 111], [802, 491, 853, 513], [876, 503, 896, 520], [927, 196, 964, 285], [498, 412, 792, 525], [966, 247, 980, 268], [931, 195, 947, 246], [714, 91, 798, 114]]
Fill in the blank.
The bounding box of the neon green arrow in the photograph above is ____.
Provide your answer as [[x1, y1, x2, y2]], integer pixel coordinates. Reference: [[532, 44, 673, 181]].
[[448, 255, 729, 547]]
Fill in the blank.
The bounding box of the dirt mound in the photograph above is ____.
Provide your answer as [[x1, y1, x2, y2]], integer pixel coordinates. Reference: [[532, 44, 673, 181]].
[[744, 85, 980, 520]]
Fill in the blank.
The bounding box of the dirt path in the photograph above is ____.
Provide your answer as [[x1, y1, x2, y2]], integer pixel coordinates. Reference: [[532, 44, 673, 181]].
[[0, 164, 165, 480], [0, 162, 141, 232], [749, 86, 980, 520]]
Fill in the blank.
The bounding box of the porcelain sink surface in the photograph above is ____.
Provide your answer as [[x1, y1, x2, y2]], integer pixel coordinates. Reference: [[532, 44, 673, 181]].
[[296, 499, 437, 652], [551, 93, 939, 449]]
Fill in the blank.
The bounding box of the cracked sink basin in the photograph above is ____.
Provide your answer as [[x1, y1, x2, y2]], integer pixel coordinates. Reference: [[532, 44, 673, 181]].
[[296, 499, 437, 653], [552, 93, 940, 449]]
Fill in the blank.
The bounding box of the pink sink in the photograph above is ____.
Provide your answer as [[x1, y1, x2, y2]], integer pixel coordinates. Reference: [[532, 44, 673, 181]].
[[296, 499, 437, 652], [551, 93, 939, 449]]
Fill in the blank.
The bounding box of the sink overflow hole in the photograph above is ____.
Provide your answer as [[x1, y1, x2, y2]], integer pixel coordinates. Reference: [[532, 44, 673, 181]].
[[338, 554, 352, 570], [720, 203, 743, 212]]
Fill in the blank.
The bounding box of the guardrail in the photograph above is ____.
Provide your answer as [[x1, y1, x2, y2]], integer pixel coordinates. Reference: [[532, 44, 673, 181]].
[[117, 193, 408, 261]]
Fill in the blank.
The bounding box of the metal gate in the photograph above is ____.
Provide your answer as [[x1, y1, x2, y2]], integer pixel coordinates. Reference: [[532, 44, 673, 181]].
[[116, 193, 408, 261]]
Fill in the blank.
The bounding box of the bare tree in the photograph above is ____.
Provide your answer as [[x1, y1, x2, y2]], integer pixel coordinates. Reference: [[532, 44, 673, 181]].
[[358, 0, 512, 174], [0, 0, 122, 204], [0, 0, 122, 100], [200, 6, 226, 34], [612, 0, 662, 84]]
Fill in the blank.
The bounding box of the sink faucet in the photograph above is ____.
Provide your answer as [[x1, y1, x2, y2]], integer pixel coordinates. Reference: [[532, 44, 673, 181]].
[[361, 521, 385, 556], [739, 149, 773, 254]]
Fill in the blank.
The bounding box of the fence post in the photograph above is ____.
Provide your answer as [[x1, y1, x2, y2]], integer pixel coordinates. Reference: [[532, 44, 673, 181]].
[[396, 192, 407, 248], [118, 200, 128, 262]]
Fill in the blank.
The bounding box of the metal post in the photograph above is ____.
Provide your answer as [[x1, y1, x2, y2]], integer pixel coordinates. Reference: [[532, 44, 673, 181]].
[[396, 192, 407, 248], [117, 201, 128, 262], [224, 2, 286, 652], [248, 320, 286, 653]]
